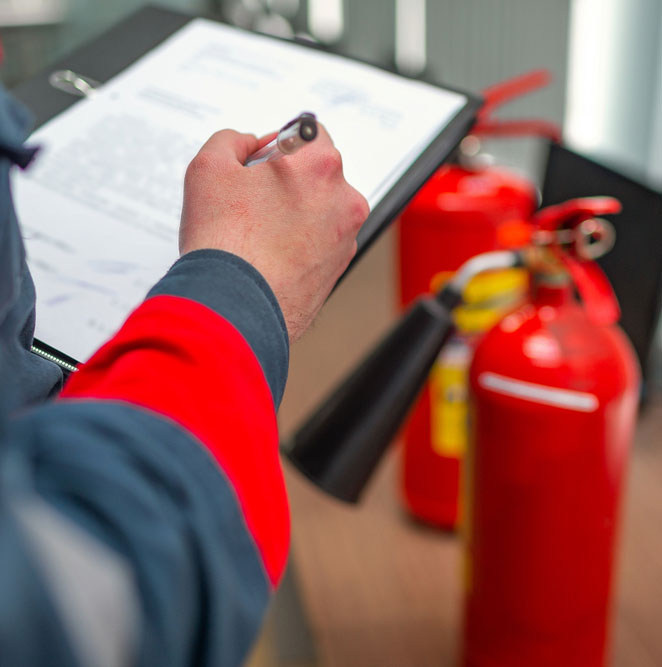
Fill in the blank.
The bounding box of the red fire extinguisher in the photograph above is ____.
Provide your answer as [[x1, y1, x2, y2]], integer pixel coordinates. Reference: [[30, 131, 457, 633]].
[[463, 198, 640, 666], [399, 70, 561, 529]]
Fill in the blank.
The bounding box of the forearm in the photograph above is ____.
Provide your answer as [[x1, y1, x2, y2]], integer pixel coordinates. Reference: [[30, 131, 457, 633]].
[[2, 252, 291, 666], [145, 249, 289, 406]]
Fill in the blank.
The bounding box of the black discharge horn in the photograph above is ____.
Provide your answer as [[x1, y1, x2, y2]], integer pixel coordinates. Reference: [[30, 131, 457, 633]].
[[283, 251, 521, 503]]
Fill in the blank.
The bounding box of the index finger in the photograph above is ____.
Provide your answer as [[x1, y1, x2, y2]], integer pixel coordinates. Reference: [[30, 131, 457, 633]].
[[198, 130, 261, 167], [283, 120, 344, 175]]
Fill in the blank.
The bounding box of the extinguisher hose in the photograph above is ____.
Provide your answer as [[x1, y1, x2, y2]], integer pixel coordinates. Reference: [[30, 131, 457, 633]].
[[451, 250, 523, 292], [438, 250, 524, 308], [283, 250, 522, 503]]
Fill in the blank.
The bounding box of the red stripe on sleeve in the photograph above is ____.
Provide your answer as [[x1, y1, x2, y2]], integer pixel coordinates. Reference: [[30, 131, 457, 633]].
[[59, 295, 289, 588]]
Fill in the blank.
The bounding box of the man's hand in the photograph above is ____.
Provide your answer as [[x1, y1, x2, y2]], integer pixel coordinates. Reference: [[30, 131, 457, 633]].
[[179, 125, 369, 343]]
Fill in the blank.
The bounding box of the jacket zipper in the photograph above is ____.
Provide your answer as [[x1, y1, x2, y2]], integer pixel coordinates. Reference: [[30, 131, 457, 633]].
[[30, 343, 78, 373]]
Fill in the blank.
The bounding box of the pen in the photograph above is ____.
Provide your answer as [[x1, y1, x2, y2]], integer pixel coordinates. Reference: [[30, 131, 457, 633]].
[[244, 112, 318, 167]]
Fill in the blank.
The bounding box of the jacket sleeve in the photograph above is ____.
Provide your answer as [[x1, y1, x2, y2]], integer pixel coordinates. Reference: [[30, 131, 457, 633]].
[[0, 249, 291, 667]]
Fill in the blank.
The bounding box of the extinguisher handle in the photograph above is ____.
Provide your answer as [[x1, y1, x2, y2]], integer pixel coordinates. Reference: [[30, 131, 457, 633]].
[[472, 69, 562, 142], [479, 69, 552, 119], [533, 197, 622, 231], [560, 254, 621, 326], [471, 119, 562, 144], [534, 197, 623, 326]]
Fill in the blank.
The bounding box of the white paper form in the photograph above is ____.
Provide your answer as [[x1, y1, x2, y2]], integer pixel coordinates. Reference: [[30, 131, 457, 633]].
[[13, 18, 468, 362]]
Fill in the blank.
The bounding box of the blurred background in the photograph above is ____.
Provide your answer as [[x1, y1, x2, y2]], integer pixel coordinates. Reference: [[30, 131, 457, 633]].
[[5, 0, 662, 189], [3, 1, 662, 665]]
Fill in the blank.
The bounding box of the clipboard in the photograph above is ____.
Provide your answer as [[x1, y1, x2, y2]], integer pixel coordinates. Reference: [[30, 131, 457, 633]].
[[11, 5, 481, 370]]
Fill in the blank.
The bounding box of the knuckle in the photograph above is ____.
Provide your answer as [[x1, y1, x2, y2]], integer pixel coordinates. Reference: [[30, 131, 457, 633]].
[[347, 190, 370, 229], [213, 128, 235, 141], [356, 192, 370, 220], [185, 150, 217, 183], [313, 121, 334, 148], [315, 148, 343, 177]]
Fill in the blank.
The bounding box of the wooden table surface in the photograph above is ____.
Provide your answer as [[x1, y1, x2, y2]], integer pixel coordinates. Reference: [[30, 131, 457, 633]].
[[251, 228, 662, 667]]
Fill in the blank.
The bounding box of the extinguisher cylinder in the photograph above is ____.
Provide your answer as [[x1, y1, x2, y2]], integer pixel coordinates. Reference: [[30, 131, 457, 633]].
[[463, 286, 640, 667]]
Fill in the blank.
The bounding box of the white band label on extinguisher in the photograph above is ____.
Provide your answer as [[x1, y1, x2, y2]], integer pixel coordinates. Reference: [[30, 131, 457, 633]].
[[478, 372, 599, 413]]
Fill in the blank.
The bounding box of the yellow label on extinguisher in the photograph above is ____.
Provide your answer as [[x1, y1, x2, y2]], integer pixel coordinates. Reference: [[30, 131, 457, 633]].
[[429, 339, 471, 457], [427, 267, 528, 460]]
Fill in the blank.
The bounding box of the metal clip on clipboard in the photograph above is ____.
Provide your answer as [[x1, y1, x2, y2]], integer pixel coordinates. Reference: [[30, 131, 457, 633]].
[[48, 70, 100, 98]]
